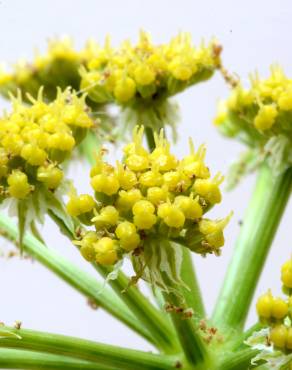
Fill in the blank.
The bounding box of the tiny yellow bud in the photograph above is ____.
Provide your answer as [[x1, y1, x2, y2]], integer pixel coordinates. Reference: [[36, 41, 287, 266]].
[[256, 291, 273, 318], [94, 237, 118, 265], [147, 187, 168, 205], [91, 174, 120, 196], [21, 144, 47, 166], [174, 195, 203, 219], [134, 65, 155, 85], [281, 260, 292, 288], [114, 77, 136, 103], [7, 170, 32, 199], [116, 189, 143, 211], [158, 203, 185, 228], [132, 200, 155, 216], [254, 105, 278, 131], [272, 297, 288, 319], [270, 325, 287, 349], [37, 166, 63, 189]]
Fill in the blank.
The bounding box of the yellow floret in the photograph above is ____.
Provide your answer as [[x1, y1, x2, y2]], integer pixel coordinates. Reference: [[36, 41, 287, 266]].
[[116, 189, 143, 211], [256, 290, 273, 318], [254, 104, 278, 131], [67, 194, 95, 217], [174, 195, 203, 219], [75, 231, 98, 261], [281, 260, 292, 288], [91, 173, 120, 196], [272, 297, 288, 319], [158, 203, 185, 228], [132, 200, 155, 215], [147, 187, 168, 205], [139, 170, 163, 187], [20, 144, 47, 166], [7, 170, 32, 199], [37, 165, 63, 189], [193, 173, 224, 204], [94, 237, 118, 265], [114, 77, 136, 103], [92, 206, 119, 229], [270, 325, 287, 349], [134, 65, 155, 86]]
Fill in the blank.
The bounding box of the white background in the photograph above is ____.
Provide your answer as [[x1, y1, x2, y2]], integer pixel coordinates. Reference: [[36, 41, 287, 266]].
[[0, 0, 291, 351]]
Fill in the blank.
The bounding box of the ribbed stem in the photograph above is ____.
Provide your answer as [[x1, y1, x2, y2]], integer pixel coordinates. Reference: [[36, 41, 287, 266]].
[[0, 349, 108, 370], [212, 164, 292, 331], [0, 212, 152, 343], [180, 247, 205, 319], [217, 348, 259, 370], [0, 327, 178, 370], [163, 286, 210, 368]]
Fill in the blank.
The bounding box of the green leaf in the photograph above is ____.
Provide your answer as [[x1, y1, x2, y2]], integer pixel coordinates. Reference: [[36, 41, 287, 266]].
[[45, 191, 75, 237]]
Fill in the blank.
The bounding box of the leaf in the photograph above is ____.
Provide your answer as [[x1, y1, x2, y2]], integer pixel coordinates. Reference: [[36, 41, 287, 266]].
[[45, 191, 75, 237]]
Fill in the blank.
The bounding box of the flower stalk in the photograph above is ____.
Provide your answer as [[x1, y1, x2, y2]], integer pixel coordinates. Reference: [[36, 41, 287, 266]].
[[212, 164, 292, 331], [0, 212, 152, 343], [0, 326, 179, 370]]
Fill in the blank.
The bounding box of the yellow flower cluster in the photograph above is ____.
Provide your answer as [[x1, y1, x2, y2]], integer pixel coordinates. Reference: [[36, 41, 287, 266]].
[[0, 37, 101, 101], [214, 65, 292, 137], [0, 88, 93, 200], [256, 258, 292, 351], [80, 31, 221, 105], [69, 126, 230, 266]]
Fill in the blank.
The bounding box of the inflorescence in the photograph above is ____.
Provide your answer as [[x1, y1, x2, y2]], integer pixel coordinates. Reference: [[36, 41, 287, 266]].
[[256, 258, 292, 351], [214, 66, 292, 182], [68, 126, 230, 287], [0, 37, 101, 101], [0, 88, 93, 203]]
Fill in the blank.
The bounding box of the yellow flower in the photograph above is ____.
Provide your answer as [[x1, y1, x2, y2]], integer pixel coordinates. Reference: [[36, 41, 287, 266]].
[[72, 126, 229, 266]]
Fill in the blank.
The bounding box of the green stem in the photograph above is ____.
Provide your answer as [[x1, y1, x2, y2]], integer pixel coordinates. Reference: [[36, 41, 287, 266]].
[[212, 164, 292, 331], [0, 327, 179, 370], [0, 349, 110, 370], [217, 348, 259, 370], [180, 247, 205, 319], [145, 126, 156, 151], [0, 212, 152, 344], [230, 322, 264, 350], [96, 265, 179, 353], [162, 279, 210, 368]]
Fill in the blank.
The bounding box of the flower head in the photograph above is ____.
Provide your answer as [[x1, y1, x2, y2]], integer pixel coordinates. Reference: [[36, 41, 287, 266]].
[[80, 32, 221, 133], [0, 88, 93, 202], [0, 37, 101, 101], [71, 126, 230, 287], [254, 258, 292, 353], [214, 66, 292, 185]]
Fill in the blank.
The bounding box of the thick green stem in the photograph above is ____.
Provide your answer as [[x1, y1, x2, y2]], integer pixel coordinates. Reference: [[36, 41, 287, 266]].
[[162, 279, 210, 368], [0, 327, 179, 370], [212, 164, 292, 331], [217, 348, 259, 370], [0, 212, 152, 343], [0, 349, 110, 370]]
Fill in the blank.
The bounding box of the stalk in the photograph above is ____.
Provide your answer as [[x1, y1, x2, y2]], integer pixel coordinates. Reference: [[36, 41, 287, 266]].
[[0, 349, 110, 370], [163, 286, 210, 368], [217, 348, 259, 370], [180, 247, 205, 319], [0, 327, 179, 370], [0, 212, 152, 343], [212, 164, 292, 331]]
